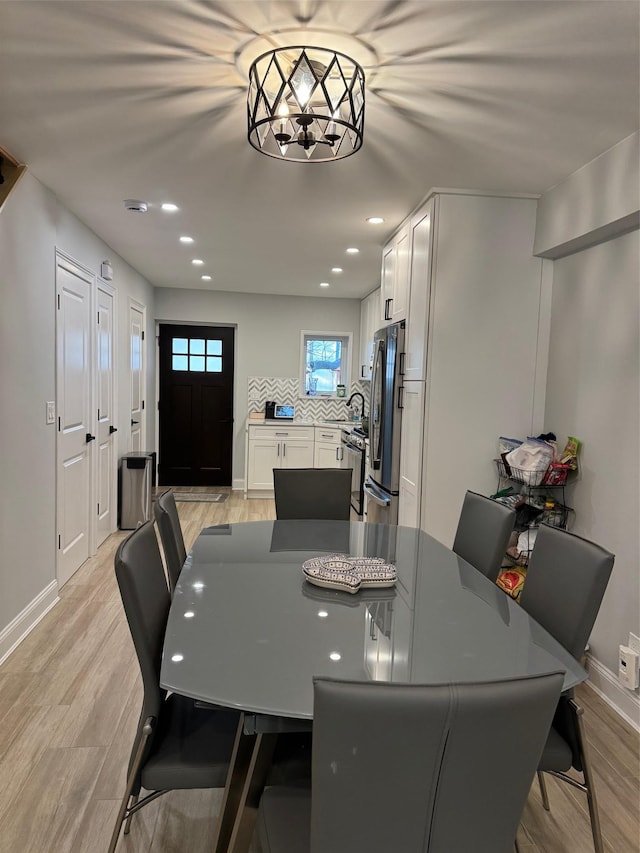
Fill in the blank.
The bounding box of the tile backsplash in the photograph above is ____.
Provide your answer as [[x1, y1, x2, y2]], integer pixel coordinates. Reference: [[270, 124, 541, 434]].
[[248, 376, 369, 421]]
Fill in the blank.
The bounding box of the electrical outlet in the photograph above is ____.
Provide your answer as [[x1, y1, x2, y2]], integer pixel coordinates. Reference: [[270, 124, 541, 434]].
[[619, 645, 639, 690], [628, 632, 640, 656]]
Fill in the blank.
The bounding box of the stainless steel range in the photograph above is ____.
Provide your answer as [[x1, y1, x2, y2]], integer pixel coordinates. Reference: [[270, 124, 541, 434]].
[[340, 426, 367, 516]]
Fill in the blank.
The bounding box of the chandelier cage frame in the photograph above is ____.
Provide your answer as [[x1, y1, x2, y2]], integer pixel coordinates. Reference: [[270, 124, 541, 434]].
[[247, 45, 366, 163]]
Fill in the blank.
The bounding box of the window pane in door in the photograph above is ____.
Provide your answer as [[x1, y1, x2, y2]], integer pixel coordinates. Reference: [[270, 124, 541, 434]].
[[190, 356, 205, 371], [190, 339, 205, 355], [172, 355, 188, 371], [206, 356, 222, 372], [173, 338, 188, 354], [207, 340, 222, 355]]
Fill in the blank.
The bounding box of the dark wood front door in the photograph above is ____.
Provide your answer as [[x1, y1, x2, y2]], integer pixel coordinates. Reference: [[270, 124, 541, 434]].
[[158, 324, 234, 486]]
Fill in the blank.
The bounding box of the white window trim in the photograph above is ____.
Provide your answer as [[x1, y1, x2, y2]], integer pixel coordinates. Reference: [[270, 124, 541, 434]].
[[299, 330, 353, 398]]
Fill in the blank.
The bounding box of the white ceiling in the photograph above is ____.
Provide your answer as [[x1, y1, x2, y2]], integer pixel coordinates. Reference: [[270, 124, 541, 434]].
[[0, 1, 638, 299]]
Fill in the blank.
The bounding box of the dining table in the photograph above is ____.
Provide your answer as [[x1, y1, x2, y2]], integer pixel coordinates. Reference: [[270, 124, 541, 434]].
[[160, 518, 586, 853]]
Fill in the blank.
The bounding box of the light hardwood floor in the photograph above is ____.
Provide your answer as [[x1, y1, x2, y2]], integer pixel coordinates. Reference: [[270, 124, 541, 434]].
[[0, 490, 637, 853]]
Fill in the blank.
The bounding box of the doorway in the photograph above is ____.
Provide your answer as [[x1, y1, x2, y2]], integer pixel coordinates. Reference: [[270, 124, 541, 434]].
[[158, 324, 234, 486]]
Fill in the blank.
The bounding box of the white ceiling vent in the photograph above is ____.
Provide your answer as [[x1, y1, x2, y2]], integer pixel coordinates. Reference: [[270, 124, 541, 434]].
[[123, 199, 148, 212]]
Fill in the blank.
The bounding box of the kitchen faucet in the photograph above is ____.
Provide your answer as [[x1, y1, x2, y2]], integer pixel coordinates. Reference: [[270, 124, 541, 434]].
[[346, 392, 366, 421]]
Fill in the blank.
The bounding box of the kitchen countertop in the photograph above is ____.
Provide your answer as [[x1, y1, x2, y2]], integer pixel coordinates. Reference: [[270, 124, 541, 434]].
[[247, 418, 361, 428]]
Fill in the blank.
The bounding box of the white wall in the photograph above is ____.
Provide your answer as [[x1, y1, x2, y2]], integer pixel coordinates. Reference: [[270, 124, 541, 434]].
[[0, 170, 155, 645], [537, 140, 640, 724], [155, 288, 361, 485]]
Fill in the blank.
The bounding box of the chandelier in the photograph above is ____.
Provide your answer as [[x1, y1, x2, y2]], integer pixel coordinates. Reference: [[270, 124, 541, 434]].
[[247, 45, 365, 163]]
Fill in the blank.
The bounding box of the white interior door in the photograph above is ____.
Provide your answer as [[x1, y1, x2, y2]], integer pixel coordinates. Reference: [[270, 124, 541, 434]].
[[96, 282, 116, 545], [56, 256, 93, 587], [129, 301, 145, 451]]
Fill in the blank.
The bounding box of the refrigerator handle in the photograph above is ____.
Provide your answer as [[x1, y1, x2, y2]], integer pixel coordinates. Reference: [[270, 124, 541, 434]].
[[399, 351, 406, 376], [363, 480, 391, 507], [398, 385, 405, 409], [370, 338, 385, 471]]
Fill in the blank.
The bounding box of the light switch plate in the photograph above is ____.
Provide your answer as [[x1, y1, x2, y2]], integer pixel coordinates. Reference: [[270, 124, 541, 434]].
[[629, 632, 640, 656], [46, 401, 56, 424]]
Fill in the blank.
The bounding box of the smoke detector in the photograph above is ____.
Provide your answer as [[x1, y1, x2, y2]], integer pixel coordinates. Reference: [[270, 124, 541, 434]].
[[123, 199, 148, 213]]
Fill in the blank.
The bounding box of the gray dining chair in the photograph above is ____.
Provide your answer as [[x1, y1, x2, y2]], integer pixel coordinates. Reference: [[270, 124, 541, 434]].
[[257, 672, 564, 853], [108, 520, 239, 853], [273, 467, 352, 520], [153, 488, 187, 594], [519, 524, 615, 853], [452, 490, 516, 582]]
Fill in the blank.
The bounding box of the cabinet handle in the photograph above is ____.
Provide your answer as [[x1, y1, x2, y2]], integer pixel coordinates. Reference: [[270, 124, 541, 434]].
[[335, 447, 340, 461], [361, 364, 366, 378], [283, 442, 286, 457], [275, 432, 288, 436], [321, 433, 332, 439], [277, 442, 280, 457], [384, 298, 393, 321]]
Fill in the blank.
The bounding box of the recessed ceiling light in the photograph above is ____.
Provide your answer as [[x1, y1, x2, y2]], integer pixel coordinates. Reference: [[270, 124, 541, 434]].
[[179, 236, 194, 243], [161, 202, 179, 212], [319, 282, 330, 288], [201, 275, 212, 281], [331, 267, 343, 273], [192, 259, 204, 265], [366, 217, 384, 224], [329, 652, 342, 661], [171, 654, 184, 662], [346, 247, 359, 254]]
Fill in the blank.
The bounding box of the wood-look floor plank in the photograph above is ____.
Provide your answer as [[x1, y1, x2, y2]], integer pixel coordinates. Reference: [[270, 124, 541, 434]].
[[0, 488, 637, 853]]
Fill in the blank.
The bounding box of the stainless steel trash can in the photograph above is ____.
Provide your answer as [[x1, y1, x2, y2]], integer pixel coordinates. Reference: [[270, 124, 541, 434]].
[[119, 452, 153, 529]]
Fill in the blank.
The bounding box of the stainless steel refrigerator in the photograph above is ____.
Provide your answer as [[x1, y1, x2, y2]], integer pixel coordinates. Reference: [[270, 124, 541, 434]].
[[364, 320, 405, 525]]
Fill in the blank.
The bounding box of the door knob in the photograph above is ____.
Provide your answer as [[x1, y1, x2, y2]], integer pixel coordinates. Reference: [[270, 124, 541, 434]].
[[131, 419, 139, 426], [85, 433, 96, 443], [109, 425, 118, 434]]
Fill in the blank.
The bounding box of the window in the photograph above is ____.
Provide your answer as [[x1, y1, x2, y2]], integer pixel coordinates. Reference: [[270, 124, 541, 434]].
[[300, 332, 351, 396], [172, 337, 223, 372]]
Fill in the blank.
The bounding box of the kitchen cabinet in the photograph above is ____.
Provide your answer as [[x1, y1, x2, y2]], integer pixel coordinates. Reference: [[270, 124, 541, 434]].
[[313, 426, 343, 468], [397, 381, 424, 529], [358, 288, 380, 380], [393, 190, 549, 546], [246, 425, 314, 491], [380, 222, 410, 326], [403, 200, 433, 381]]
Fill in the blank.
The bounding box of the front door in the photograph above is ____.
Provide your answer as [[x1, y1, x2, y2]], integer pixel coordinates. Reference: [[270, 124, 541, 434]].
[[158, 324, 234, 486]]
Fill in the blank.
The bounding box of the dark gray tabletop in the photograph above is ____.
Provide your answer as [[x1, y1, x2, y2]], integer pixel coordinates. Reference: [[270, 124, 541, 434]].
[[160, 520, 586, 719]]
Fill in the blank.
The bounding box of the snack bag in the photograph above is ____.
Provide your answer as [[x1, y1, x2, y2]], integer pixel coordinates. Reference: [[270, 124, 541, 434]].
[[560, 436, 581, 471]]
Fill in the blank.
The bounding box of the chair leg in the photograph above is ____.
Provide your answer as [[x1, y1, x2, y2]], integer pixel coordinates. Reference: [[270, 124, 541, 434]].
[[107, 717, 154, 853], [576, 707, 605, 853], [123, 793, 138, 834], [537, 770, 550, 811]]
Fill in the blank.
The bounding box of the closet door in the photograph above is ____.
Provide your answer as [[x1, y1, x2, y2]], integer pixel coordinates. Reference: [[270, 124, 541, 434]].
[[56, 255, 93, 587]]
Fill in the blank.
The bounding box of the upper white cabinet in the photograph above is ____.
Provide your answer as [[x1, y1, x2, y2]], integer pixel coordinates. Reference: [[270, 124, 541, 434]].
[[358, 288, 380, 380], [403, 200, 434, 381], [380, 222, 411, 326]]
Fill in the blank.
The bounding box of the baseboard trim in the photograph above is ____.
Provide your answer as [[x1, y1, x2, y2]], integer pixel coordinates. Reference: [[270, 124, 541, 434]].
[[585, 653, 640, 733], [232, 478, 245, 492], [0, 581, 59, 667]]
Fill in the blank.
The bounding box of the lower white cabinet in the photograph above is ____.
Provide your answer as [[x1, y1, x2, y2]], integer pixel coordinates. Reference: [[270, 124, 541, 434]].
[[246, 424, 341, 492], [313, 426, 342, 468], [398, 381, 424, 529]]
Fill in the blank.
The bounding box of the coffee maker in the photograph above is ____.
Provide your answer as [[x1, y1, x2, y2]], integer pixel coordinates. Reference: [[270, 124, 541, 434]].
[[265, 401, 276, 419]]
